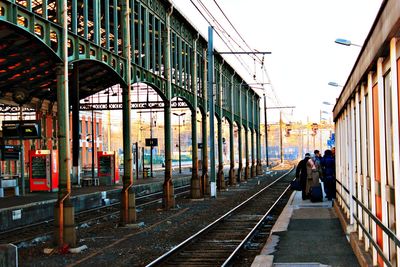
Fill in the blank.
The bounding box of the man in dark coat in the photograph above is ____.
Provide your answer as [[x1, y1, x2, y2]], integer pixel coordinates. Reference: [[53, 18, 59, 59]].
[[296, 153, 311, 200], [321, 149, 336, 200]]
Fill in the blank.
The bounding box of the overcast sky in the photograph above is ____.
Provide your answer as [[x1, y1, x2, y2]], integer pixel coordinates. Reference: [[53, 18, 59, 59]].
[[171, 0, 383, 123]]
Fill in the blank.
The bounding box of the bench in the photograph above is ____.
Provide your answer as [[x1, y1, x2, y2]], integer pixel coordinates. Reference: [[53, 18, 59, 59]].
[[81, 177, 100, 187], [0, 178, 19, 197]]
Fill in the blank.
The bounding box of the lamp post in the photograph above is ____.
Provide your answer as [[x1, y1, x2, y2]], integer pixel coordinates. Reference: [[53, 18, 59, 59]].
[[328, 82, 344, 88], [173, 112, 186, 173], [334, 38, 362, 47]]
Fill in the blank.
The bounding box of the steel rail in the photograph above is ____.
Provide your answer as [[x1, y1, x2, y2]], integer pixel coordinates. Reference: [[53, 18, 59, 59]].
[[221, 169, 293, 266], [146, 167, 294, 267], [0, 185, 191, 244]]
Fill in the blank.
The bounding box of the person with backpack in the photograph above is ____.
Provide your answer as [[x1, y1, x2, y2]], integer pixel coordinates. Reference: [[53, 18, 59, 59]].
[[321, 149, 336, 200], [296, 153, 311, 200]]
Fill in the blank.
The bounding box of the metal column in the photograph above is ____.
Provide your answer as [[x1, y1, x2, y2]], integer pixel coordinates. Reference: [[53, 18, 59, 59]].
[[245, 91, 250, 180], [191, 35, 201, 199], [120, 0, 136, 225], [201, 48, 210, 196], [229, 74, 236, 185], [54, 0, 75, 247], [237, 84, 243, 182], [256, 99, 262, 175], [71, 64, 80, 185], [251, 130, 256, 177], [251, 95, 256, 177], [264, 93, 269, 169], [217, 61, 225, 190], [163, 6, 175, 209], [207, 26, 216, 197]]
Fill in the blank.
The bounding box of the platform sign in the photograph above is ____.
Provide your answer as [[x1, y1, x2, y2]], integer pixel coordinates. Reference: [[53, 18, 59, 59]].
[[327, 139, 334, 148], [0, 145, 21, 160], [145, 138, 158, 147], [2, 124, 19, 139], [2, 120, 41, 140]]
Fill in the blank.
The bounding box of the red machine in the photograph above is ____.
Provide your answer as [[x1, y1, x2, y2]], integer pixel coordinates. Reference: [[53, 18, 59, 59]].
[[29, 150, 58, 192], [97, 151, 119, 185]]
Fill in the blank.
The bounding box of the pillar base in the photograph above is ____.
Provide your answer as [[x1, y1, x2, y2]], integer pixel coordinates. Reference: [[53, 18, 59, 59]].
[[251, 164, 256, 178], [163, 179, 175, 209], [238, 165, 244, 183], [256, 164, 263, 175], [229, 167, 236, 186], [245, 165, 250, 180], [202, 172, 210, 196], [120, 188, 137, 225], [217, 165, 226, 190], [54, 200, 76, 247], [191, 174, 202, 199], [72, 166, 80, 185]]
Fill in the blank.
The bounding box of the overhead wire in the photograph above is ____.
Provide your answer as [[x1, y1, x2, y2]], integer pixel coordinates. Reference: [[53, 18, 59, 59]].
[[190, 0, 254, 77], [212, 0, 263, 64], [189, 0, 286, 119], [197, 0, 261, 65]]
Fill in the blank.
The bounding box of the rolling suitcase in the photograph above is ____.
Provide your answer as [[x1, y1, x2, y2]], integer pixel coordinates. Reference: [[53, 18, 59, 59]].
[[290, 179, 301, 191], [310, 183, 323, 202]]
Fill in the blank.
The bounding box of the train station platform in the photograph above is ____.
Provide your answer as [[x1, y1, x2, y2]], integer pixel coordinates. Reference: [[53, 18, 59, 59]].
[[0, 170, 192, 233], [253, 190, 360, 267]]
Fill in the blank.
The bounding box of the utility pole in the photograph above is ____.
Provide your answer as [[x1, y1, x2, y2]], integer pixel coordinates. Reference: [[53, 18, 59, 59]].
[[263, 93, 269, 169], [265, 106, 295, 165]]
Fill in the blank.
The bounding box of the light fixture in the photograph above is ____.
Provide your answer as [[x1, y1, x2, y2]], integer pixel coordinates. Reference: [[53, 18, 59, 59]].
[[328, 82, 343, 87], [335, 38, 361, 47]]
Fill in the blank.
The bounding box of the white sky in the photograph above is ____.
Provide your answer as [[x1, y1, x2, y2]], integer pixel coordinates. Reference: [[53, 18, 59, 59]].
[[171, 0, 383, 123]]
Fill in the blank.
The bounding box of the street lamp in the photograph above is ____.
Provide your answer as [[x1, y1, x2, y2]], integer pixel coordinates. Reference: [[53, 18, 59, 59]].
[[328, 82, 343, 88], [173, 112, 186, 173], [335, 38, 362, 47]]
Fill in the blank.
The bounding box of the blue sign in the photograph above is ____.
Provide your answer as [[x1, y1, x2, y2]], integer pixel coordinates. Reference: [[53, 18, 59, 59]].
[[327, 139, 334, 148]]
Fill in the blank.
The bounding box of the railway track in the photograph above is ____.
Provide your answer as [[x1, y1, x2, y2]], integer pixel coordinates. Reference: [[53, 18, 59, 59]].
[[0, 185, 190, 245], [146, 167, 294, 267]]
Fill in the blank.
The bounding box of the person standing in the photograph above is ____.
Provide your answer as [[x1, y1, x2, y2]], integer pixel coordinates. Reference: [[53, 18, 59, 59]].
[[296, 153, 311, 200], [313, 150, 323, 185], [321, 149, 336, 200]]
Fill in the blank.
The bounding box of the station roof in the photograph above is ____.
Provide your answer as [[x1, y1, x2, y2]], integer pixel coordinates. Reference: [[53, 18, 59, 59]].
[[0, 11, 128, 112]]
